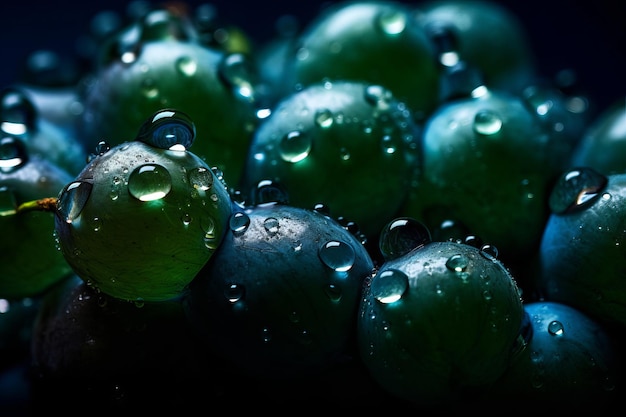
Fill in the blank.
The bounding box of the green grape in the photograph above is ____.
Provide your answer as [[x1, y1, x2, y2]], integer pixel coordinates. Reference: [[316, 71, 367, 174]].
[[54, 110, 233, 302], [0, 136, 74, 299], [241, 80, 421, 242]]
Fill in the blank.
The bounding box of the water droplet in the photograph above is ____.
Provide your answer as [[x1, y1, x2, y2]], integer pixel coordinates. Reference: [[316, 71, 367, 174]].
[[181, 213, 192, 226], [0, 136, 28, 173], [379, 217, 431, 261], [175, 55, 197, 76], [315, 109, 334, 128], [445, 253, 469, 272], [371, 269, 409, 304], [58, 181, 93, 223], [230, 211, 250, 235], [548, 167, 608, 214], [376, 9, 406, 35], [318, 240, 355, 272], [364, 84, 393, 111], [263, 217, 279, 235], [218, 53, 256, 101], [473, 110, 502, 135], [324, 284, 342, 302], [189, 166, 214, 195], [547, 320, 564, 336], [135, 109, 196, 150], [224, 283, 245, 303], [479, 244, 499, 261], [128, 163, 172, 201], [279, 130, 311, 163], [0, 88, 36, 136], [250, 179, 289, 206]]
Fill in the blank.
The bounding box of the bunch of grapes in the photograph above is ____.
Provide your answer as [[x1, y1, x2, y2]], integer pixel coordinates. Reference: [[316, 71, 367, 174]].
[[1, 0, 624, 414]]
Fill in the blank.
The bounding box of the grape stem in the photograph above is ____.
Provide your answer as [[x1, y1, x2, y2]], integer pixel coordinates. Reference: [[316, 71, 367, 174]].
[[16, 197, 58, 214]]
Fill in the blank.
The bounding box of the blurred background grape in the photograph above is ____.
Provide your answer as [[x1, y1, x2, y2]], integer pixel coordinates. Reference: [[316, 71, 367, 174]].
[[0, 0, 624, 115]]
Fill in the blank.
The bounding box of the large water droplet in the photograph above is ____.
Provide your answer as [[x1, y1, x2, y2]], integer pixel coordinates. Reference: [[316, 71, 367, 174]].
[[229, 211, 250, 235], [445, 253, 469, 272], [135, 109, 196, 150], [371, 269, 409, 304], [379, 217, 431, 261], [57, 180, 93, 223], [547, 320, 565, 336], [128, 163, 172, 201], [549, 167, 608, 214], [0, 88, 36, 136], [318, 240, 355, 272], [224, 283, 245, 303], [279, 130, 311, 163], [0, 136, 28, 173], [473, 110, 502, 135], [376, 9, 406, 35]]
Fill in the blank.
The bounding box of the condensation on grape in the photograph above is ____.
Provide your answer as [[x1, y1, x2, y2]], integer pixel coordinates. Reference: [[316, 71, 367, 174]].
[[318, 240, 355, 273], [58, 180, 93, 223], [128, 163, 172, 201], [371, 268, 409, 304]]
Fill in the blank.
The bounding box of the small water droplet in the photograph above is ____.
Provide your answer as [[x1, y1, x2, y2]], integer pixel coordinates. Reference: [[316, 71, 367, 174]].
[[279, 130, 311, 163], [318, 240, 355, 272], [473, 110, 502, 135], [230, 211, 250, 235], [379, 217, 431, 261], [128, 163, 172, 201], [135, 109, 196, 150], [371, 269, 409, 304], [263, 217, 279, 235], [176, 55, 198, 76], [549, 167, 608, 214], [224, 283, 245, 303], [0, 136, 28, 173], [376, 9, 406, 35], [315, 108, 334, 128], [547, 320, 564, 336], [445, 253, 469, 272]]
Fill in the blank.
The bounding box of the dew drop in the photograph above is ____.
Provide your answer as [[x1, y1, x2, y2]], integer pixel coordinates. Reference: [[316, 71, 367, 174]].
[[315, 108, 334, 128], [218, 52, 256, 101], [175, 55, 197, 76], [318, 240, 355, 272], [135, 109, 196, 150], [479, 244, 499, 261], [0, 136, 28, 173], [279, 130, 311, 163], [224, 283, 245, 303], [371, 269, 409, 304], [324, 284, 342, 302], [376, 9, 406, 35], [229, 211, 250, 235], [189, 166, 214, 193], [128, 163, 172, 201], [0, 88, 36, 136], [250, 179, 289, 206], [473, 110, 502, 135], [547, 320, 565, 336], [58, 180, 93, 223], [364, 84, 393, 110], [548, 167, 607, 214], [445, 253, 469, 272], [263, 217, 279, 235], [379, 217, 431, 261]]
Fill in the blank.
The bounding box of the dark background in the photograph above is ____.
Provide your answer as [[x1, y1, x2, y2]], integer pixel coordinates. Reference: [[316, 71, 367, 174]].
[[0, 0, 624, 114]]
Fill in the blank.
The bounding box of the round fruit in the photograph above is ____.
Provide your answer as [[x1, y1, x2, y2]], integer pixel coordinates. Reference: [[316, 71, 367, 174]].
[[535, 167, 626, 328], [285, 0, 441, 120], [77, 6, 259, 188], [415, 0, 536, 95], [54, 109, 233, 302], [487, 301, 623, 415], [0, 136, 74, 299], [241, 80, 421, 242], [184, 202, 375, 379], [357, 231, 524, 409]]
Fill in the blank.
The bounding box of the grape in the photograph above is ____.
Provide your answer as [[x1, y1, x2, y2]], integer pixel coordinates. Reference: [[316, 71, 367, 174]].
[[0, 0, 624, 413]]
